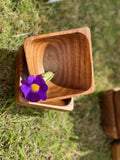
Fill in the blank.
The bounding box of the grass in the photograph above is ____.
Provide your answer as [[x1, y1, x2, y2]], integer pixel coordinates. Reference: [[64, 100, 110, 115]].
[[0, 0, 120, 159]]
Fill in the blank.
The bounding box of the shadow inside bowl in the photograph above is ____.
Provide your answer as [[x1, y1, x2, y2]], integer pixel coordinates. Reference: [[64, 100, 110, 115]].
[[41, 33, 92, 90]]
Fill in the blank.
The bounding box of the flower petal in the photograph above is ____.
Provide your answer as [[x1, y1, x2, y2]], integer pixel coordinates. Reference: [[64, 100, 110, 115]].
[[39, 91, 47, 101], [41, 83, 48, 92], [20, 84, 30, 99], [21, 78, 27, 85], [21, 75, 35, 86], [35, 75, 46, 86], [26, 91, 41, 102], [39, 84, 48, 101]]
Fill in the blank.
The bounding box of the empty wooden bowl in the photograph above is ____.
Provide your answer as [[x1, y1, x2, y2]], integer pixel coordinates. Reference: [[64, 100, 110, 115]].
[[15, 46, 74, 111], [24, 27, 94, 100]]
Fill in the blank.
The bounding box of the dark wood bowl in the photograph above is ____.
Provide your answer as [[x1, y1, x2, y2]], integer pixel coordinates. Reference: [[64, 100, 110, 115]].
[[15, 46, 74, 111], [24, 27, 94, 100]]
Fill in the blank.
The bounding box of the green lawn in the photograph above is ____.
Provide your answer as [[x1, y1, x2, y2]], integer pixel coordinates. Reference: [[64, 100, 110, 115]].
[[0, 0, 120, 159]]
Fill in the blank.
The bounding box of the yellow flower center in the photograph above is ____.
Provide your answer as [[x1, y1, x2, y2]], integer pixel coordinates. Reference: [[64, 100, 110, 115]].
[[31, 84, 40, 92]]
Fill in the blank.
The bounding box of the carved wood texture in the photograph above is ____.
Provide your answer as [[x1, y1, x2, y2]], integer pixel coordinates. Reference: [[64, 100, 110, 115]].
[[24, 27, 94, 100]]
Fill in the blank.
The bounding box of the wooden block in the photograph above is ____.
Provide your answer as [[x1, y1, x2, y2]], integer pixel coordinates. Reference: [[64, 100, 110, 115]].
[[15, 46, 74, 111], [111, 142, 120, 160], [101, 89, 120, 139], [24, 27, 94, 100]]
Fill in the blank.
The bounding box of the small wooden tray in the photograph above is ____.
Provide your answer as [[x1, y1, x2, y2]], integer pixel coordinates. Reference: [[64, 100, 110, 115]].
[[24, 27, 94, 100], [15, 46, 74, 111]]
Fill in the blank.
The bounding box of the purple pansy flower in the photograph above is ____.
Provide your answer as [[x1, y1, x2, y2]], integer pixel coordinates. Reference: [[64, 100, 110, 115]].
[[20, 75, 48, 102]]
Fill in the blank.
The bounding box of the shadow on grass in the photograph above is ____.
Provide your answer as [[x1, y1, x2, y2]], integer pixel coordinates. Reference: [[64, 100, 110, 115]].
[[0, 49, 16, 100], [0, 48, 45, 118]]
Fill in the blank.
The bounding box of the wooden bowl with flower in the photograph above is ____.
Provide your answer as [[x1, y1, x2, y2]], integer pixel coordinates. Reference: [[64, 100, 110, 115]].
[[15, 46, 74, 111], [24, 27, 94, 100]]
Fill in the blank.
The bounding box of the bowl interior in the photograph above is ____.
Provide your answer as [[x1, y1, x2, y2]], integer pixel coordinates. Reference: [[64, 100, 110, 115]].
[[24, 29, 93, 99]]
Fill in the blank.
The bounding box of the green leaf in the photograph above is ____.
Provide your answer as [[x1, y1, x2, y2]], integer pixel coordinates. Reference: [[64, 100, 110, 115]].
[[8, 134, 18, 145], [42, 71, 54, 83], [18, 146, 26, 158], [49, 144, 59, 150]]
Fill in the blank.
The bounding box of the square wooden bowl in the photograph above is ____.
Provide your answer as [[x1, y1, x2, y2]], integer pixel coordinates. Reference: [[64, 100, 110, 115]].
[[24, 27, 94, 100], [15, 46, 74, 111]]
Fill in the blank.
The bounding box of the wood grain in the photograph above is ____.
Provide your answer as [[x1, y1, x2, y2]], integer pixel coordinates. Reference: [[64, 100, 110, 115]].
[[15, 46, 74, 111], [101, 89, 120, 139], [113, 91, 120, 137], [101, 90, 118, 139], [24, 27, 94, 100], [111, 142, 120, 160]]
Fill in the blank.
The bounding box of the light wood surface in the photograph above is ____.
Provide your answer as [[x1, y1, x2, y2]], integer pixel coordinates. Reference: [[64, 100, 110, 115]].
[[15, 46, 74, 111], [24, 27, 94, 100]]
